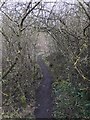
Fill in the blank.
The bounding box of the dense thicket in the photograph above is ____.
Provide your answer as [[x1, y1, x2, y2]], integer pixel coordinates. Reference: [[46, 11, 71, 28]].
[[0, 0, 90, 118]]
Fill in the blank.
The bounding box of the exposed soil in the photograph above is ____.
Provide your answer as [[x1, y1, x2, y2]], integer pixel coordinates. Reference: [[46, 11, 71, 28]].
[[34, 55, 53, 118]]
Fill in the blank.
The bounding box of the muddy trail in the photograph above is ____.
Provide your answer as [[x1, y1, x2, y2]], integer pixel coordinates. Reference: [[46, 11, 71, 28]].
[[34, 55, 53, 118]]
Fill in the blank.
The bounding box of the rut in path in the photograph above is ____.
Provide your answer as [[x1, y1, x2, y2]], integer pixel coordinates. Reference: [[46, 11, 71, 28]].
[[34, 55, 53, 118]]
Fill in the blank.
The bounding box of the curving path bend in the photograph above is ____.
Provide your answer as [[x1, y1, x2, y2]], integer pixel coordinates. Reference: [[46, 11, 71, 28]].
[[34, 55, 53, 118]]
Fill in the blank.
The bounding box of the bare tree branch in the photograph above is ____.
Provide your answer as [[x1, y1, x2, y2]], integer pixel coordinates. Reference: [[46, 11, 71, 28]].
[[0, 0, 8, 10], [20, 1, 41, 28], [77, 0, 90, 20], [2, 57, 18, 79], [1, 10, 19, 26], [0, 29, 10, 43], [83, 23, 90, 36]]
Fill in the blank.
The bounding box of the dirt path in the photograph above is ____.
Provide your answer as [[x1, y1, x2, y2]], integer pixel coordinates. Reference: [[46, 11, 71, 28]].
[[34, 55, 53, 118]]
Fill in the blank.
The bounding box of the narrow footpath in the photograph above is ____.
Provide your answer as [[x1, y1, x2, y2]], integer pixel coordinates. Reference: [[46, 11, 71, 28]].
[[34, 55, 53, 118]]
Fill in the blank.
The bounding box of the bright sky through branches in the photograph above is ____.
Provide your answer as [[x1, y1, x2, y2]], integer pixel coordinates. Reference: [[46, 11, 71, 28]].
[[1, 0, 90, 4], [9, 0, 76, 3]]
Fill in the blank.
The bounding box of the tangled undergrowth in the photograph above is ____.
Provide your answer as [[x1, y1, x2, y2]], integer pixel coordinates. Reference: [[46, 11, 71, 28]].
[[2, 61, 43, 118], [46, 53, 90, 119]]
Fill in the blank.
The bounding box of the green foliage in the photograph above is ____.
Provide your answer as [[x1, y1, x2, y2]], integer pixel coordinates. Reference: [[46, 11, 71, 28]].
[[20, 95, 27, 108], [53, 80, 90, 118]]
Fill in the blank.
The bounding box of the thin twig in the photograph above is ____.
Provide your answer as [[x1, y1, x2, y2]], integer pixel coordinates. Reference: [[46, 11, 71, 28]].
[[2, 57, 18, 79], [0, 29, 10, 43], [20, 1, 41, 28]]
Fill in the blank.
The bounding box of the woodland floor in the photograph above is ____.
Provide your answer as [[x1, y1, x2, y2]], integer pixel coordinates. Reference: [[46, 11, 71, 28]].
[[34, 55, 54, 118]]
